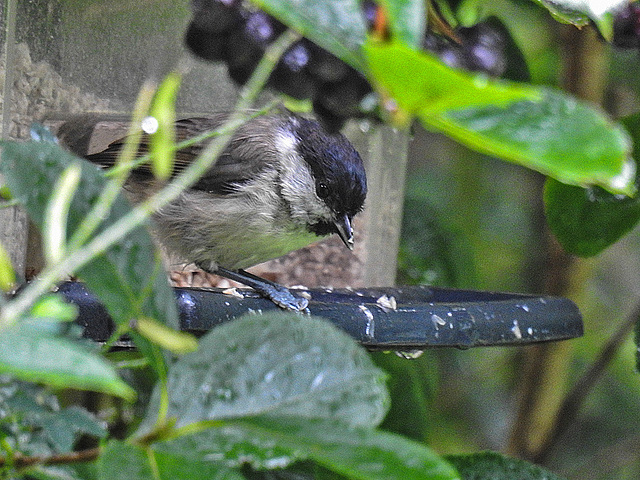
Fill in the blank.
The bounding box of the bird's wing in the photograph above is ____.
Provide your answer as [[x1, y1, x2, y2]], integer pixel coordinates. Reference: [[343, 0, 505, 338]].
[[57, 114, 282, 195]]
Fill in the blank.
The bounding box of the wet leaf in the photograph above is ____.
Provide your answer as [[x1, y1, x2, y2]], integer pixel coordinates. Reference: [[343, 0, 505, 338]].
[[446, 451, 568, 480], [98, 440, 244, 480], [364, 39, 635, 195], [252, 0, 367, 71], [378, 0, 426, 47], [156, 417, 459, 480], [0, 137, 178, 376], [0, 319, 135, 400], [139, 313, 389, 432], [544, 112, 640, 256]]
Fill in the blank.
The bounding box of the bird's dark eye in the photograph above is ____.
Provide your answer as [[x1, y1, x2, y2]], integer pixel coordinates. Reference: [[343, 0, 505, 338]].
[[316, 182, 329, 199]]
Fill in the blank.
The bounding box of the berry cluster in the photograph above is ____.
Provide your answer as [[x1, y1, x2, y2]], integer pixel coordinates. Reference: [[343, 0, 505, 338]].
[[185, 0, 372, 131], [423, 23, 507, 78], [185, 0, 510, 131], [612, 3, 640, 49]]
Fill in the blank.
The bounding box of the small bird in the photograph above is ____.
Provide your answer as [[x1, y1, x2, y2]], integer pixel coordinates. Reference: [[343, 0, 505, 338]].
[[57, 110, 367, 310]]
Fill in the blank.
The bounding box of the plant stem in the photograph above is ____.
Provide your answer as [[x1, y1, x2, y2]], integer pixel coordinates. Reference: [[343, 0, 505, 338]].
[[0, 447, 101, 468], [68, 80, 158, 250], [506, 23, 608, 461], [533, 296, 640, 463]]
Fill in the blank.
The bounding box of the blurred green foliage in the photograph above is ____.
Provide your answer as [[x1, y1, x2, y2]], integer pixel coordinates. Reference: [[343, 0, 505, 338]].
[[394, 5, 640, 476], [2, 0, 640, 478]]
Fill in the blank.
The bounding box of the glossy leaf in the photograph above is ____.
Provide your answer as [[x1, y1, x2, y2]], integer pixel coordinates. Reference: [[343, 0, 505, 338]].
[[378, 0, 426, 47], [0, 138, 179, 371], [446, 451, 568, 480], [156, 416, 460, 480], [531, 0, 590, 26], [139, 313, 389, 432], [364, 39, 635, 195], [98, 441, 154, 480], [98, 440, 245, 480], [1, 379, 106, 457], [19, 465, 88, 480], [544, 113, 640, 257], [39, 406, 107, 452], [530, 0, 618, 41], [364, 38, 538, 114], [539, 0, 623, 22], [251, 0, 367, 71], [0, 320, 135, 400]]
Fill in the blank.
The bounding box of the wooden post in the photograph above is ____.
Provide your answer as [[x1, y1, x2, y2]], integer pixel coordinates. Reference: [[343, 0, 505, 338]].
[[0, 0, 30, 283], [353, 123, 410, 287]]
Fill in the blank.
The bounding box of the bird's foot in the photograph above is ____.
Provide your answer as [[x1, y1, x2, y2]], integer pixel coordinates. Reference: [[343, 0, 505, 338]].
[[212, 266, 309, 312]]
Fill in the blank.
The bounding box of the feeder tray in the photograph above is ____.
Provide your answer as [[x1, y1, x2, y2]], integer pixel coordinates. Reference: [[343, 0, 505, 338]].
[[58, 281, 583, 350]]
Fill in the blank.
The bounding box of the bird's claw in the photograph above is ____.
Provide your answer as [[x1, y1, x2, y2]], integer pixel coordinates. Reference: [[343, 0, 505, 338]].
[[269, 288, 309, 311]]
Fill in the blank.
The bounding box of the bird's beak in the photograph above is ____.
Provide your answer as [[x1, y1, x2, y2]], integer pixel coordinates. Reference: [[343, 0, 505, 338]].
[[334, 214, 354, 250]]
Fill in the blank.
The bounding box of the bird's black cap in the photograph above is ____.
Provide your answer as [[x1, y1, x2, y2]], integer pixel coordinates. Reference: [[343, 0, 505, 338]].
[[292, 117, 367, 226]]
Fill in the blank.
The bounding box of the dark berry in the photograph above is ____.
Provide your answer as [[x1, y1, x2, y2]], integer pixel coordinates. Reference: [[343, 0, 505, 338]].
[[437, 45, 466, 70], [312, 99, 347, 133], [466, 43, 506, 76], [226, 10, 282, 74], [458, 23, 506, 76], [307, 42, 349, 83], [362, 0, 379, 30], [227, 64, 253, 85], [190, 0, 242, 34], [184, 22, 228, 61], [422, 32, 466, 70], [458, 23, 503, 52], [268, 41, 317, 99], [613, 4, 640, 48], [316, 73, 371, 118]]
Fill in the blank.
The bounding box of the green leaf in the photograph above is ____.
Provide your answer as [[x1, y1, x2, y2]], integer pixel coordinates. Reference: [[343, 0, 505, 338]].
[[445, 451, 568, 480], [544, 178, 640, 257], [0, 320, 135, 400], [0, 241, 16, 291], [156, 417, 460, 480], [378, 0, 426, 48], [39, 406, 107, 452], [0, 379, 105, 462], [153, 445, 247, 480], [98, 441, 154, 480], [139, 313, 389, 432], [364, 38, 538, 114], [43, 162, 82, 265], [133, 316, 198, 354], [31, 294, 78, 322], [363, 39, 635, 195], [544, 113, 640, 257], [251, 0, 367, 71], [530, 0, 618, 39], [531, 0, 590, 26], [22, 465, 89, 480], [0, 137, 179, 367], [149, 72, 181, 180], [98, 441, 244, 480]]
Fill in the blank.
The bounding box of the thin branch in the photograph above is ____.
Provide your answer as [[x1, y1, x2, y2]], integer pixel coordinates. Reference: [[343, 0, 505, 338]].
[[0, 447, 100, 468], [534, 297, 640, 463]]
